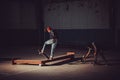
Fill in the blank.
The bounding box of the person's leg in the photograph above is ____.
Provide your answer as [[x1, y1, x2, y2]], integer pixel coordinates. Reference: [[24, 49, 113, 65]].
[[49, 40, 57, 60], [40, 43, 46, 53], [40, 39, 53, 54]]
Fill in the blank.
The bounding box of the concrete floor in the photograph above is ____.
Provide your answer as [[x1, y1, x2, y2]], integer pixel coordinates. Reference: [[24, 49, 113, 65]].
[[0, 46, 120, 80]]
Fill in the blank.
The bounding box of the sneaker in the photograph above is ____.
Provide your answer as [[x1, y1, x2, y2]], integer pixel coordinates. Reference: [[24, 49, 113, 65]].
[[49, 56, 53, 60], [38, 49, 43, 54], [39, 52, 43, 54]]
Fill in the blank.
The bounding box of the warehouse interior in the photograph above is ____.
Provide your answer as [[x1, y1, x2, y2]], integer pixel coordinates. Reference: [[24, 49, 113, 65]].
[[0, 0, 120, 80]]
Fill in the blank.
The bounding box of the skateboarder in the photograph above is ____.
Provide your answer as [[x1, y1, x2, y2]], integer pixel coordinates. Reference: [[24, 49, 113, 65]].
[[39, 26, 57, 60]]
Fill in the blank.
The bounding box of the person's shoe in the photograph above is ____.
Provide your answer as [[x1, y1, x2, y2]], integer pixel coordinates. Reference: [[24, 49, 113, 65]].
[[38, 49, 43, 54], [49, 56, 53, 60], [39, 52, 43, 54]]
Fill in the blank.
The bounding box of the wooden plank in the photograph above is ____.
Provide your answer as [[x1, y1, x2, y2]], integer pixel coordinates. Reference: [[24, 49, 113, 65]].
[[41, 52, 75, 64], [42, 58, 72, 66], [12, 60, 42, 65], [12, 52, 75, 66]]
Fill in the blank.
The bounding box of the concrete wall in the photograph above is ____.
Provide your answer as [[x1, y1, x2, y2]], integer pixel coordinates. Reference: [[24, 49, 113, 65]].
[[0, 0, 36, 29], [114, 0, 120, 48], [43, 0, 114, 48], [0, 0, 119, 49], [44, 0, 110, 29], [0, 0, 43, 46]]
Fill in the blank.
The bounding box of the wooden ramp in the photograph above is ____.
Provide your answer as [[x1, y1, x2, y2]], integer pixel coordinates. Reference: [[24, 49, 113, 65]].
[[12, 52, 75, 66]]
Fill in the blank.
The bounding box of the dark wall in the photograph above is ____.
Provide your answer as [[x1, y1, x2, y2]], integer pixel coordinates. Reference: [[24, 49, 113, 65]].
[[0, 0, 120, 50], [0, 29, 39, 46], [43, 0, 115, 49], [53, 29, 113, 49], [43, 0, 110, 29], [43, 0, 120, 49], [114, 0, 120, 49], [0, 0, 44, 47]]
